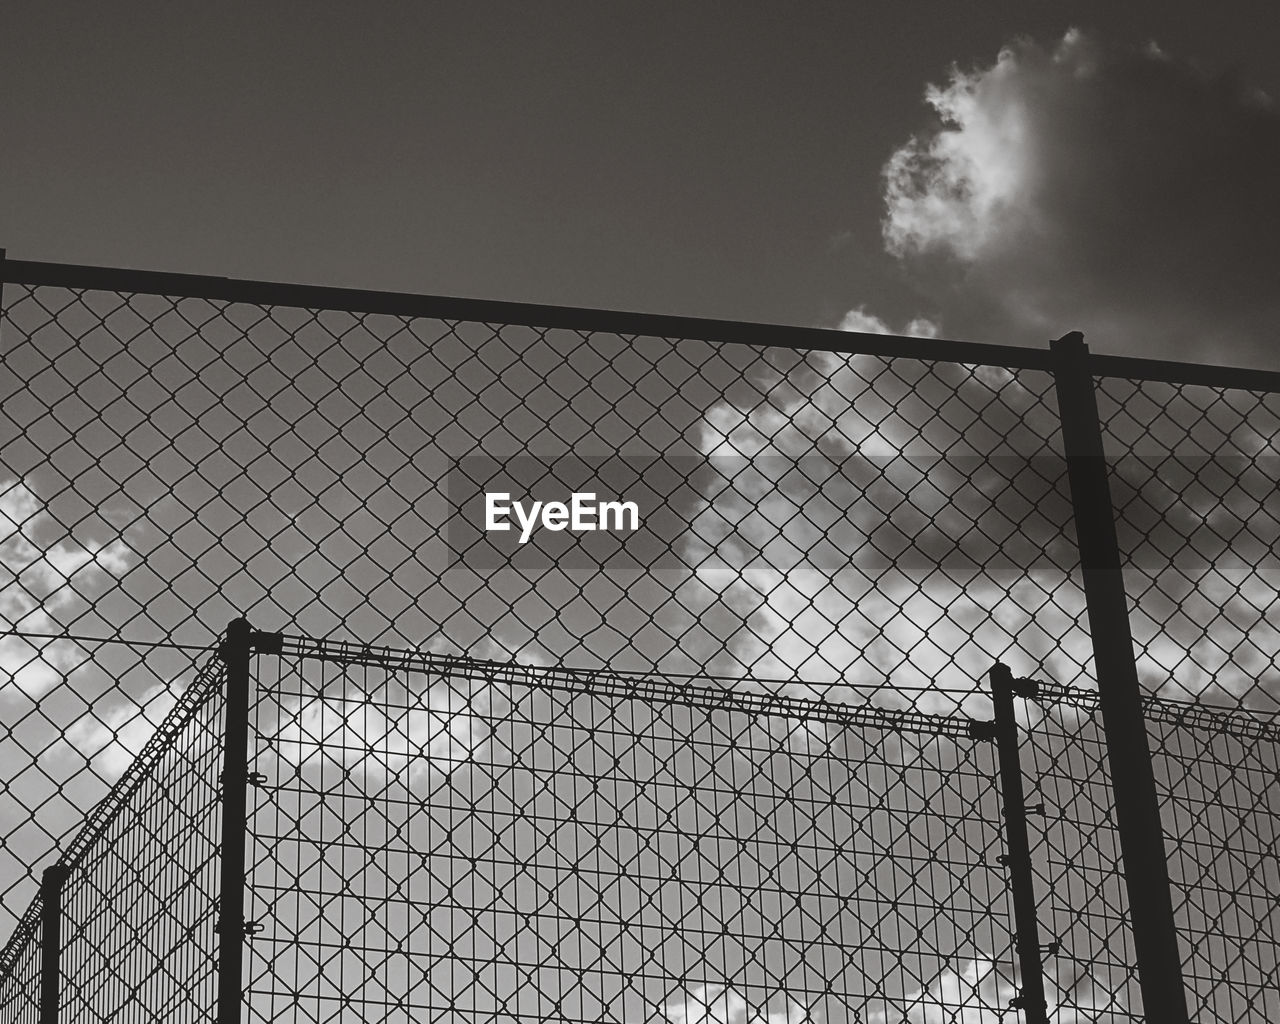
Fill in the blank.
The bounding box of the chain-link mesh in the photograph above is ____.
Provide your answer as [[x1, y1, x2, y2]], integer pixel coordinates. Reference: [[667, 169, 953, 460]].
[[1148, 702, 1280, 1021], [1019, 681, 1280, 1023], [1096, 377, 1280, 709], [1015, 683, 1141, 1022], [244, 636, 1012, 1023], [3, 265, 1280, 1022], [0, 900, 39, 1024], [0, 646, 224, 1021], [1091, 375, 1280, 1020], [1, 280, 1088, 938]]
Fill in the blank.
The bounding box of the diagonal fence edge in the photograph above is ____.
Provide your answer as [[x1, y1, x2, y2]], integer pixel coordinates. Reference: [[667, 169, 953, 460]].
[[3, 625, 1279, 1022], [0, 646, 227, 986]]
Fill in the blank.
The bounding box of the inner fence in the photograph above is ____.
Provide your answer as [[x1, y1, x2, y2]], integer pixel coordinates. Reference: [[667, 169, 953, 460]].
[[0, 649, 225, 1023], [1020, 683, 1280, 1021], [2, 257, 1280, 1023], [247, 637, 1009, 1023]]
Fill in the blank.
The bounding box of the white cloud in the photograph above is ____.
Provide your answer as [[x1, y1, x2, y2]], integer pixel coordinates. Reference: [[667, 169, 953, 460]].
[[59, 680, 180, 781], [878, 29, 1280, 363], [658, 985, 808, 1024], [837, 306, 940, 340], [266, 648, 527, 779], [0, 479, 136, 700], [692, 30, 1279, 707], [687, 344, 1092, 704], [868, 957, 1012, 1024], [271, 678, 496, 777]]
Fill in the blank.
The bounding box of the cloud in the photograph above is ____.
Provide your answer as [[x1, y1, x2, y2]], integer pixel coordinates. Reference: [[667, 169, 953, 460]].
[[658, 985, 808, 1024], [687, 346, 1091, 707], [1, 479, 135, 700], [878, 28, 1280, 363], [269, 672, 502, 780], [867, 957, 1012, 1024], [727, 29, 1279, 707], [264, 637, 540, 780], [837, 306, 940, 341]]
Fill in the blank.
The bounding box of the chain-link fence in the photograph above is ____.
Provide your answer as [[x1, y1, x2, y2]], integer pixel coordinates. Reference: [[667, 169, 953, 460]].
[[1096, 376, 1280, 710], [1, 256, 1278, 1022], [0, 646, 224, 1022], [246, 635, 1010, 1023], [1018, 681, 1280, 1021]]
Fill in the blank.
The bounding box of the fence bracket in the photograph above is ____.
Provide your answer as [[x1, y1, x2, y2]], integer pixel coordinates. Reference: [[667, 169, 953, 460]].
[[250, 630, 284, 655], [969, 719, 998, 742]]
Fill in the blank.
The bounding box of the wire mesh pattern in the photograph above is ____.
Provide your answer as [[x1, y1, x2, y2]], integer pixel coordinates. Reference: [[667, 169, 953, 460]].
[[1096, 377, 1280, 709], [0, 647, 225, 1022], [246, 637, 1013, 1024], [0, 901, 39, 1024], [1015, 685, 1141, 1022], [1150, 713, 1280, 1020], [1, 278, 1090, 934], [3, 261, 1280, 1023], [1020, 681, 1280, 1023]]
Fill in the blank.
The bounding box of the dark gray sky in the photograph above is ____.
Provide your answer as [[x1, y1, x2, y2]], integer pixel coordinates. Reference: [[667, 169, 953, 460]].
[[3, 2, 1278, 362]]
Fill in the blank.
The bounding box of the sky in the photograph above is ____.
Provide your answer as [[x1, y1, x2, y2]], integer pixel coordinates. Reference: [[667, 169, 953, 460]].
[[3, 5, 1279, 1020], [2, 1, 1278, 366]]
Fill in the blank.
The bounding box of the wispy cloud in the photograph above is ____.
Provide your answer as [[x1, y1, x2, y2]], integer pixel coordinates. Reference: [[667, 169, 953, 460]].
[[868, 957, 1011, 1024], [658, 984, 809, 1024], [1, 479, 135, 700]]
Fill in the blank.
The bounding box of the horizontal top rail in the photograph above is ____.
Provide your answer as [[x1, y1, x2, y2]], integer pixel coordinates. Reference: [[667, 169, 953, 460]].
[[278, 635, 987, 739], [7, 255, 1280, 390], [1088, 353, 1280, 393], [2, 253, 1047, 369]]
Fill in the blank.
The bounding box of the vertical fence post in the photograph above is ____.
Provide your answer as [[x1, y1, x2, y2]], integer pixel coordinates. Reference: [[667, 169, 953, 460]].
[[217, 618, 252, 1024], [1050, 332, 1189, 1024], [38, 863, 67, 1024], [989, 664, 1048, 1024]]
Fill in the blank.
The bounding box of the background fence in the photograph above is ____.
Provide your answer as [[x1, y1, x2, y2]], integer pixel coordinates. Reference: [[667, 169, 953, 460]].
[[246, 636, 1009, 1023], [1, 255, 1278, 1022], [0, 648, 225, 1022], [1018, 682, 1280, 1021]]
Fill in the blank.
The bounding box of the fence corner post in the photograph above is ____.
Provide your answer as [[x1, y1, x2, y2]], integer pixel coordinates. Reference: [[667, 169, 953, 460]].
[[217, 617, 252, 1024], [989, 663, 1048, 1024], [38, 863, 67, 1024], [1049, 332, 1189, 1024]]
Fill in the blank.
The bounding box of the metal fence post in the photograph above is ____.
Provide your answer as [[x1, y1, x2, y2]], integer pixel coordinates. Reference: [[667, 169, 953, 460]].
[[989, 664, 1048, 1024], [217, 618, 252, 1024], [38, 863, 67, 1024], [1050, 332, 1189, 1024]]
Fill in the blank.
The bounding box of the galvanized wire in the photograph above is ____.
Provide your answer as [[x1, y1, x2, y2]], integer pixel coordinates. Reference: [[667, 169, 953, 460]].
[[2, 263, 1279, 1022], [246, 641, 1014, 1023]]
